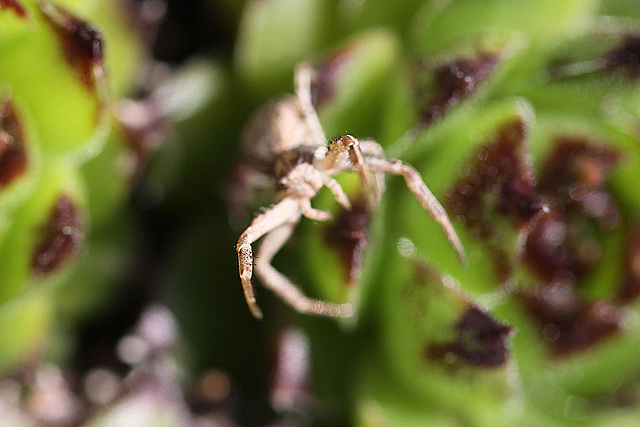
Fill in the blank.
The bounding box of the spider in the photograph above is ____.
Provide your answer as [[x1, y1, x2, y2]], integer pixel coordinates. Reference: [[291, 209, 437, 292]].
[[237, 63, 466, 319]]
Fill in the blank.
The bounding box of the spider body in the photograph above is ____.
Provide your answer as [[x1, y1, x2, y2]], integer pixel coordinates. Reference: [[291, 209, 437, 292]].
[[236, 64, 466, 319], [242, 95, 317, 172]]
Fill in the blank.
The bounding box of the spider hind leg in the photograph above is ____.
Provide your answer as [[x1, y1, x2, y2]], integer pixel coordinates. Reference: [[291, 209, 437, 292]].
[[255, 221, 354, 317]]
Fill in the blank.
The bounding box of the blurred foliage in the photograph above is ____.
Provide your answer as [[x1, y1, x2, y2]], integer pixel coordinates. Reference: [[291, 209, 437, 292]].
[[2, 0, 640, 426]]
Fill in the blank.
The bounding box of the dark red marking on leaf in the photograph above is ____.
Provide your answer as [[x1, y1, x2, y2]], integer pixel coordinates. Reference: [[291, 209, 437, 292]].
[[448, 119, 542, 233], [520, 284, 621, 356], [324, 197, 370, 286], [115, 100, 168, 181], [617, 226, 640, 304], [522, 137, 628, 354], [539, 138, 621, 229], [32, 195, 84, 275], [39, 2, 103, 91], [427, 306, 513, 368], [310, 48, 353, 109], [588, 386, 639, 410], [0, 97, 27, 188], [524, 204, 602, 284], [604, 34, 640, 78], [446, 119, 543, 280], [412, 259, 442, 287], [419, 52, 499, 125], [398, 260, 440, 318], [525, 138, 621, 284], [0, 0, 27, 17]]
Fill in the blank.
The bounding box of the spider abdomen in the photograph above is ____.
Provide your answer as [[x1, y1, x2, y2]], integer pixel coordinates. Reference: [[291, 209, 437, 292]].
[[241, 95, 315, 170]]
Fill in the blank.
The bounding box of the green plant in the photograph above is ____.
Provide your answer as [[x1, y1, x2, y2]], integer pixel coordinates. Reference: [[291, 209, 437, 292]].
[[209, 0, 640, 425], [0, 0, 145, 372]]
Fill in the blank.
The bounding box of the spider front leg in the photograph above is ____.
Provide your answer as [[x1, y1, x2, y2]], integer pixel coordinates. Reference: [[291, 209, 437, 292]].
[[300, 198, 333, 221], [295, 66, 378, 207], [237, 197, 302, 319], [317, 135, 379, 206], [255, 221, 354, 317], [359, 138, 388, 201], [320, 174, 352, 211], [364, 156, 467, 266], [294, 62, 326, 146]]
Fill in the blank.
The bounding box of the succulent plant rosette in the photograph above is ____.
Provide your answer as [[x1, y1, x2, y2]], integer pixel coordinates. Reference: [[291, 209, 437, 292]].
[[0, 0, 152, 372], [3, 0, 640, 425], [226, 0, 640, 425]]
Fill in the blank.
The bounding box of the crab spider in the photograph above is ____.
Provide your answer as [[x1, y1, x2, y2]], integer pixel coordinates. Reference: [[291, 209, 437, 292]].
[[237, 63, 466, 319]]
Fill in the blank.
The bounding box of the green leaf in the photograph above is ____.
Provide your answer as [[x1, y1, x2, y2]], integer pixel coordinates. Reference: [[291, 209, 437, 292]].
[[0, 287, 54, 374], [235, 0, 336, 99], [0, 160, 86, 304], [0, 0, 108, 156], [411, 0, 598, 54]]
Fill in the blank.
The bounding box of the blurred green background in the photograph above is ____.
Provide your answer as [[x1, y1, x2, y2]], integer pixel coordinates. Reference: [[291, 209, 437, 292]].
[[2, 0, 640, 426]]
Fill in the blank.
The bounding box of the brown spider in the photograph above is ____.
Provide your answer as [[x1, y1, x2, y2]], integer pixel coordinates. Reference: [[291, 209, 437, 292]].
[[237, 63, 466, 319]]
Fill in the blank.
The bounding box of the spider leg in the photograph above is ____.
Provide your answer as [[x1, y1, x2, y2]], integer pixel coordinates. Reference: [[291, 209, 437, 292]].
[[294, 62, 327, 146], [237, 197, 302, 319], [358, 139, 387, 202], [320, 174, 352, 210], [318, 135, 379, 206], [255, 221, 354, 317], [300, 199, 333, 221], [358, 138, 384, 156], [362, 157, 467, 267]]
